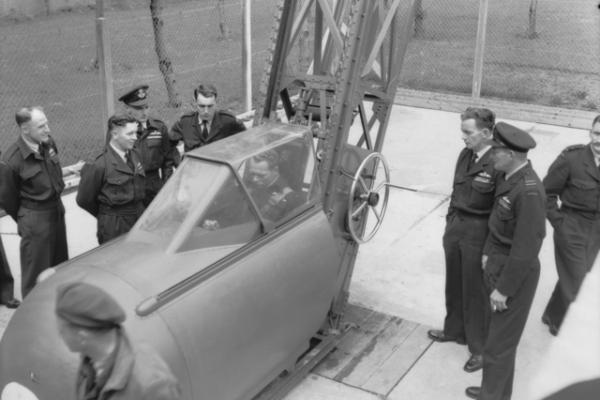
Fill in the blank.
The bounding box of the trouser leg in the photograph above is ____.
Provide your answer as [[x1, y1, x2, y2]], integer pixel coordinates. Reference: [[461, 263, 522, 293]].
[[18, 208, 56, 297], [461, 238, 486, 355], [97, 213, 140, 244], [442, 215, 465, 340], [544, 213, 591, 329], [0, 238, 15, 302], [481, 265, 539, 400]]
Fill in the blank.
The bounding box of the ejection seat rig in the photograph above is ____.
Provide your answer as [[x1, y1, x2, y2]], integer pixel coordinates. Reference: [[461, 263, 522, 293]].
[[252, 0, 417, 398]]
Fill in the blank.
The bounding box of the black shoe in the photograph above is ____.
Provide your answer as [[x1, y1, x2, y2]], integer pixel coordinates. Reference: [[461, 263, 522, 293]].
[[542, 315, 559, 336], [465, 386, 481, 399], [427, 329, 466, 344], [1, 298, 20, 309], [463, 354, 483, 373]]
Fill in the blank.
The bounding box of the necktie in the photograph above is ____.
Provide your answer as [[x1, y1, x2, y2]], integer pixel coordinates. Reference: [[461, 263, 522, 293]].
[[125, 152, 135, 171], [201, 120, 209, 140], [38, 143, 47, 159], [468, 152, 477, 169]]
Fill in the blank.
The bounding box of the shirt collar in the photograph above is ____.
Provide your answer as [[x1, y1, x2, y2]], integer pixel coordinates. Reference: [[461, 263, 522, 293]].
[[21, 134, 41, 154], [475, 145, 491, 160], [109, 143, 127, 162], [505, 161, 528, 180]]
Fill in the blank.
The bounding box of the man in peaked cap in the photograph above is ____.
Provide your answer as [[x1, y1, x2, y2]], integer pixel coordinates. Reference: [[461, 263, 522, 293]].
[[428, 108, 501, 374], [466, 122, 546, 400], [119, 84, 179, 207], [541, 115, 600, 337], [55, 281, 181, 400], [169, 83, 246, 153]]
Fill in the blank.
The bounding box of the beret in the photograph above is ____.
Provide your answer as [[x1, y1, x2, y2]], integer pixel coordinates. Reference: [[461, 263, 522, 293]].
[[55, 282, 125, 329], [492, 122, 536, 152], [118, 84, 149, 109]]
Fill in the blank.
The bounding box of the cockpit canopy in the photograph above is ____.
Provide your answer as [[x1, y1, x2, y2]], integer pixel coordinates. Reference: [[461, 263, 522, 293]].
[[130, 123, 320, 254]]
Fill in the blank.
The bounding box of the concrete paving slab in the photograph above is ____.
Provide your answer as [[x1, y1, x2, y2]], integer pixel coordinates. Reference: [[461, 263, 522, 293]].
[[285, 374, 380, 400], [388, 340, 482, 400]]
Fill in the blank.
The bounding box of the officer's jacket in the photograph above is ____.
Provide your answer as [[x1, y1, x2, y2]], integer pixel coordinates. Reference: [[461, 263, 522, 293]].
[[543, 144, 600, 226], [76, 332, 180, 400], [0, 136, 64, 221], [169, 110, 246, 152], [134, 118, 180, 179], [484, 163, 546, 297], [76, 146, 145, 217], [448, 147, 500, 216]]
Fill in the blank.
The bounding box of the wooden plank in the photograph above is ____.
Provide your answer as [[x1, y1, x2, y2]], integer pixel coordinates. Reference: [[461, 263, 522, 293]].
[[394, 88, 597, 130], [314, 307, 391, 379], [361, 324, 433, 395], [338, 319, 418, 390]]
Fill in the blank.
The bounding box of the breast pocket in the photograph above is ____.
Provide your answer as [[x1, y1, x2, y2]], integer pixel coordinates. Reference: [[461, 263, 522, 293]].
[[470, 179, 495, 209], [569, 179, 598, 208], [105, 175, 134, 204]]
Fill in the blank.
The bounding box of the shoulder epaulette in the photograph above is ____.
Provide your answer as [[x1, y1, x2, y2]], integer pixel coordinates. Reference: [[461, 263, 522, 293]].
[[179, 111, 197, 119], [562, 144, 585, 153]]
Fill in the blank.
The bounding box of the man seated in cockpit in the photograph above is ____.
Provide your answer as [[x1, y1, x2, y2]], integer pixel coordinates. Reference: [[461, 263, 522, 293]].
[[245, 150, 304, 222]]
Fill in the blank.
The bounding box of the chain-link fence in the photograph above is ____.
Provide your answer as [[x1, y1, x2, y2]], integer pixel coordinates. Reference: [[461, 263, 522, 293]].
[[400, 0, 599, 112], [0, 0, 275, 165], [1, 0, 598, 166]]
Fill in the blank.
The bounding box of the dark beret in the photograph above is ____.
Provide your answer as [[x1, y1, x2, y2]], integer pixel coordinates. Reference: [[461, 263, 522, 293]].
[[55, 282, 126, 329], [118, 84, 149, 109], [492, 122, 536, 152]]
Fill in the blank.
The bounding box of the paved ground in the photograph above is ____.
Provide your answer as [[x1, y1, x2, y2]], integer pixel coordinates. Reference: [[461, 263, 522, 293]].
[[1, 105, 597, 399]]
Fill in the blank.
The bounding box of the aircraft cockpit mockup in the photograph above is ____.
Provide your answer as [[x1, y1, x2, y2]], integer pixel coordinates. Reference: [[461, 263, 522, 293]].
[[0, 124, 341, 400]]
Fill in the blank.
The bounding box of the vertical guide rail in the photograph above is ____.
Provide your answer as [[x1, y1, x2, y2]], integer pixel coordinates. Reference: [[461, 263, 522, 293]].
[[472, 0, 489, 99], [95, 0, 114, 132], [242, 0, 252, 112], [254, 1, 295, 124], [320, 0, 370, 212]]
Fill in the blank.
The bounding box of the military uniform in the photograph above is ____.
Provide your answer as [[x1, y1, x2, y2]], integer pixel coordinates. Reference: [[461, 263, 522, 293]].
[[441, 146, 499, 357], [0, 136, 68, 297], [55, 282, 181, 400], [76, 146, 145, 244], [76, 335, 181, 400], [476, 123, 546, 400], [134, 118, 180, 206], [169, 110, 246, 152], [248, 176, 305, 222], [0, 228, 16, 305], [542, 144, 600, 332]]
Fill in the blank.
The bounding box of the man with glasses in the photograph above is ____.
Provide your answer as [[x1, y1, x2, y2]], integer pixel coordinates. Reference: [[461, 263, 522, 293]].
[[169, 83, 246, 153]]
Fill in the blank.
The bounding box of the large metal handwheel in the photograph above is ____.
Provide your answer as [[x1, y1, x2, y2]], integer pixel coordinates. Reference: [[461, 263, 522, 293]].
[[347, 152, 390, 244]]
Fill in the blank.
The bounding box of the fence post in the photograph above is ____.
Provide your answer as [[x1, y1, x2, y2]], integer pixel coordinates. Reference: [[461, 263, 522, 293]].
[[242, 0, 252, 112], [95, 0, 114, 133], [472, 0, 489, 99]]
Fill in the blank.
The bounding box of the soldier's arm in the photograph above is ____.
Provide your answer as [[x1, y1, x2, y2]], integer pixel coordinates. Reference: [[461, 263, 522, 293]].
[[495, 189, 546, 297], [0, 162, 20, 221], [543, 153, 569, 228], [158, 123, 179, 179], [76, 162, 104, 217], [168, 118, 184, 143]]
